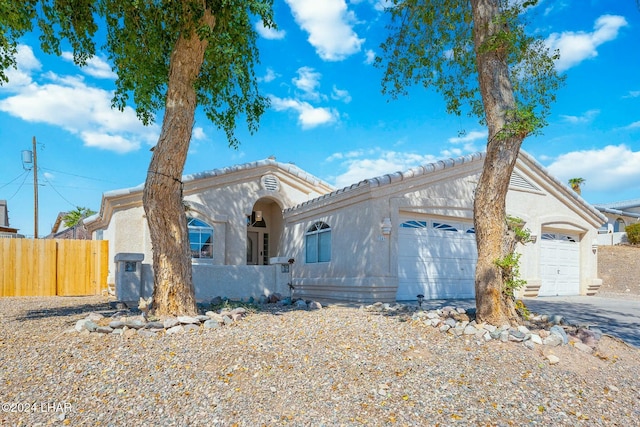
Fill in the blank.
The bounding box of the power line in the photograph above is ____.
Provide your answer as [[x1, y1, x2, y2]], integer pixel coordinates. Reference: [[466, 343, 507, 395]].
[[7, 171, 30, 200], [40, 166, 121, 184], [40, 172, 78, 209], [0, 171, 30, 191]]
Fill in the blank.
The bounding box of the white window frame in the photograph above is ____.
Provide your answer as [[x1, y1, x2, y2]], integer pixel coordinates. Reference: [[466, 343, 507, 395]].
[[188, 217, 214, 260], [305, 221, 331, 263]]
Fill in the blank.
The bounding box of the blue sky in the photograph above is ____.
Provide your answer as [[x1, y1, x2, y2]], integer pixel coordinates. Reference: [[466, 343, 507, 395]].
[[1, 0, 639, 237]]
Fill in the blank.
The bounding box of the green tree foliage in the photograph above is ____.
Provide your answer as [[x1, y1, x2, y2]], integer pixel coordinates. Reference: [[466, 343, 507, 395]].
[[1, 0, 275, 315], [62, 206, 96, 228], [568, 177, 586, 195], [377, 0, 564, 325], [377, 0, 562, 133], [626, 223, 640, 245]]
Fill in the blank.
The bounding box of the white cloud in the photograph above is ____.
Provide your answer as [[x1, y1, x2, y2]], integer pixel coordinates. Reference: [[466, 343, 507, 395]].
[[292, 66, 323, 100], [259, 68, 279, 83], [255, 20, 286, 40], [560, 109, 599, 124], [625, 121, 640, 130], [81, 131, 140, 153], [326, 131, 485, 187], [546, 15, 628, 72], [623, 90, 640, 99], [61, 51, 116, 79], [270, 95, 338, 129], [364, 49, 375, 65], [448, 130, 487, 144], [445, 129, 486, 155], [327, 149, 440, 188], [192, 127, 206, 140], [331, 86, 352, 103], [546, 145, 640, 192], [373, 0, 393, 12], [0, 45, 41, 89], [285, 0, 364, 61], [0, 66, 158, 153]]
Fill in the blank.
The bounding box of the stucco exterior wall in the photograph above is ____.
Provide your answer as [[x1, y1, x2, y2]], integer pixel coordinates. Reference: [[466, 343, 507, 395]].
[[505, 163, 601, 297], [281, 162, 480, 302], [91, 162, 333, 301], [103, 206, 151, 287], [91, 154, 604, 304], [281, 156, 603, 303]]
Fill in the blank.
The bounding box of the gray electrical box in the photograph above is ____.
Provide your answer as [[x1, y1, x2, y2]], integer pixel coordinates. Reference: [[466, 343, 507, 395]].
[[114, 253, 144, 303]]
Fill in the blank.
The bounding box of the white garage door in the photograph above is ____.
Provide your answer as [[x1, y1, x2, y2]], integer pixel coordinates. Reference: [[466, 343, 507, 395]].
[[397, 218, 477, 301], [539, 233, 580, 296]]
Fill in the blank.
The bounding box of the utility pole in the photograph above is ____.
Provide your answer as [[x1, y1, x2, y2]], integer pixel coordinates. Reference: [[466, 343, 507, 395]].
[[32, 136, 39, 239]]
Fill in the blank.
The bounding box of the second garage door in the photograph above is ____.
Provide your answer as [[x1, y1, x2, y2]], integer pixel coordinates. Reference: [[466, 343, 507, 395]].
[[397, 218, 477, 301], [538, 232, 580, 296]]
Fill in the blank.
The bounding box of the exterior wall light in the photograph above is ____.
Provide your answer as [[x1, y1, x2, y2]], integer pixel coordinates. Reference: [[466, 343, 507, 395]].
[[529, 234, 538, 243], [381, 218, 392, 236], [591, 239, 598, 252]]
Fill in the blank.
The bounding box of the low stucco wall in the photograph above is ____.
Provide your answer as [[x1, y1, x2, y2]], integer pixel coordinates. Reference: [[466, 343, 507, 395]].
[[117, 264, 291, 303], [192, 264, 291, 301], [292, 276, 398, 303]]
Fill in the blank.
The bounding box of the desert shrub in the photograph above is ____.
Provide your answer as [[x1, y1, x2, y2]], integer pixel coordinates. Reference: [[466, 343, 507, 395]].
[[626, 223, 640, 245]]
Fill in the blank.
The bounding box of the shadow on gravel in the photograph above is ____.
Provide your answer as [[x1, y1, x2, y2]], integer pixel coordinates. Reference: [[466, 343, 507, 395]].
[[16, 302, 115, 322]]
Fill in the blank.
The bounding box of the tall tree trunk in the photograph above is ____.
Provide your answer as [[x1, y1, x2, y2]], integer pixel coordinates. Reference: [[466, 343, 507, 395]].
[[143, 7, 215, 317], [471, 0, 521, 325]]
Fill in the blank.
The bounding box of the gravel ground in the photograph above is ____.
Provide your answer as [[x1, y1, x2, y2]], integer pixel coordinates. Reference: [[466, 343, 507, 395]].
[[1, 296, 639, 426]]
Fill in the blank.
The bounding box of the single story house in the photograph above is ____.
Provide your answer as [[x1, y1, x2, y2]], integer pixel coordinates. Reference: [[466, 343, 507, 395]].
[[46, 212, 92, 240], [85, 150, 606, 303], [592, 199, 640, 245], [0, 200, 23, 238]]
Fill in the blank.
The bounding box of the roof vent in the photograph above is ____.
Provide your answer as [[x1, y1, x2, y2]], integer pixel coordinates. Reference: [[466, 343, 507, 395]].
[[509, 171, 540, 191], [261, 174, 280, 192]]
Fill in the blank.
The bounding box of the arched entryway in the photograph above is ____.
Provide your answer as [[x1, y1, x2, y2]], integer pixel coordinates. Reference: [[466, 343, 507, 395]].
[[247, 197, 284, 265]]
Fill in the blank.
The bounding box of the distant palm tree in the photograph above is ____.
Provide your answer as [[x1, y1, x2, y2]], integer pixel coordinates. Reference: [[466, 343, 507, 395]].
[[568, 178, 586, 195], [62, 207, 96, 228]]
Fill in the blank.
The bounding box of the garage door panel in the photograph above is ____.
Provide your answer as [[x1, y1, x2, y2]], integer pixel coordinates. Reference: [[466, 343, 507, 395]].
[[397, 218, 476, 301], [539, 234, 580, 296]]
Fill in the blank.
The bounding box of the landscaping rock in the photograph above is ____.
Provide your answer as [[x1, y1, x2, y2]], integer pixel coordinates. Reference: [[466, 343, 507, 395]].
[[75, 319, 98, 333], [546, 354, 560, 365], [204, 319, 220, 329], [550, 325, 569, 344], [124, 319, 145, 329], [177, 316, 200, 325], [573, 341, 593, 354], [166, 325, 185, 335], [309, 301, 323, 310], [163, 318, 180, 329], [543, 335, 564, 347]]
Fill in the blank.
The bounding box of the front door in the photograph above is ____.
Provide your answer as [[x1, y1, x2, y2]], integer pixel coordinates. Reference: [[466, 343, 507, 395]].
[[247, 231, 259, 265]]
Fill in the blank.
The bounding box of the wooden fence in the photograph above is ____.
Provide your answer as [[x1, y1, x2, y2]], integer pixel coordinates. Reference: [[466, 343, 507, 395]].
[[0, 238, 108, 297]]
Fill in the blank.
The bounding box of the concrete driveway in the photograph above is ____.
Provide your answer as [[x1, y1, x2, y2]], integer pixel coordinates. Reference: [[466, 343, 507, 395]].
[[523, 296, 640, 348]]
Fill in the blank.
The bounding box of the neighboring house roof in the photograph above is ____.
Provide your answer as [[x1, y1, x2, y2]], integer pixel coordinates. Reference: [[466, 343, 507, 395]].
[[85, 158, 334, 231], [593, 199, 640, 219], [50, 212, 70, 234], [0, 199, 10, 227], [285, 149, 606, 225], [0, 225, 19, 234]]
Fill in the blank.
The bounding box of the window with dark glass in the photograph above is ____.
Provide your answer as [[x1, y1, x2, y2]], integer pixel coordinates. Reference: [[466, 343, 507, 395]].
[[188, 217, 213, 259], [306, 221, 331, 263]]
